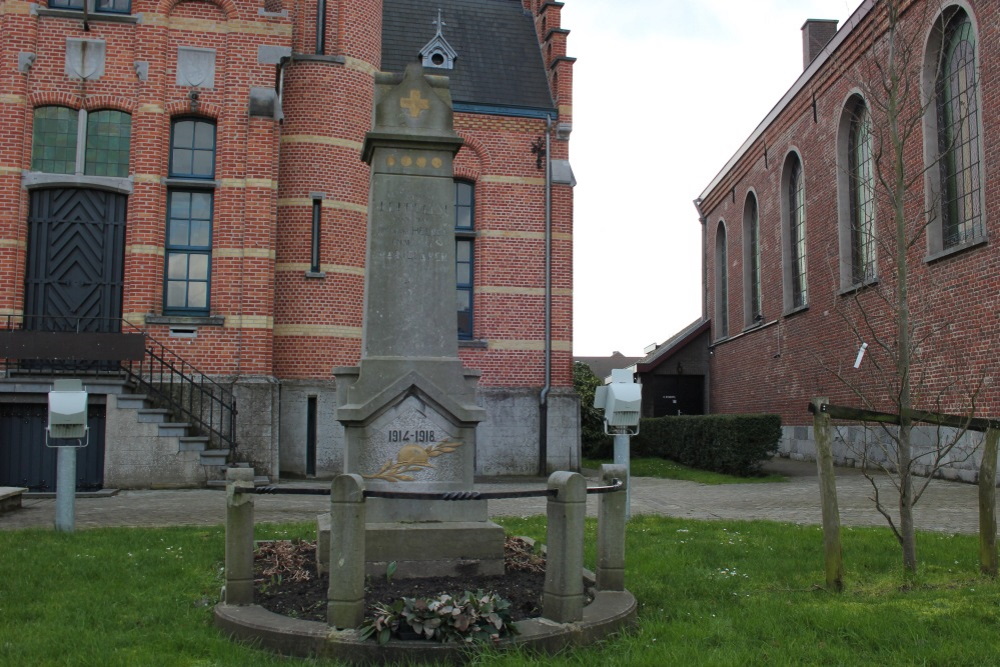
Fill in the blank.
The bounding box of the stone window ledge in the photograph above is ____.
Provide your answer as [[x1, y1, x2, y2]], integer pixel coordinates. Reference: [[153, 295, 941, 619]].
[[782, 304, 809, 318], [925, 236, 987, 264], [458, 339, 488, 349], [145, 315, 224, 327]]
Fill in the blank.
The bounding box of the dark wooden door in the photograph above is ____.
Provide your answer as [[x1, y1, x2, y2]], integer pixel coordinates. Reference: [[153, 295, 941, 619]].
[[24, 188, 127, 333], [647, 375, 705, 417], [0, 402, 106, 491]]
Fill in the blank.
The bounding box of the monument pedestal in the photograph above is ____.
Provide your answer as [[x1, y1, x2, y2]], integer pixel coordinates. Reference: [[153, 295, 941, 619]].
[[322, 64, 503, 579], [317, 514, 505, 578]]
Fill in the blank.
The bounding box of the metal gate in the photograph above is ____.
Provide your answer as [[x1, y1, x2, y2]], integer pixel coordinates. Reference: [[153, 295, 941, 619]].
[[0, 402, 106, 491], [24, 188, 127, 333]]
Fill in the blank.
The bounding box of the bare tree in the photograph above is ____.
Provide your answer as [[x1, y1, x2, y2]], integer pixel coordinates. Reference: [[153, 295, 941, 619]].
[[821, 0, 992, 573]]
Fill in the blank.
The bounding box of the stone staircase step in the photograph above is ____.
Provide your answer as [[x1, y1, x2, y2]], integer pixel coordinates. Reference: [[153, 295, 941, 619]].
[[136, 408, 172, 423], [157, 422, 191, 437], [115, 393, 149, 409], [178, 435, 211, 452], [200, 449, 231, 466]]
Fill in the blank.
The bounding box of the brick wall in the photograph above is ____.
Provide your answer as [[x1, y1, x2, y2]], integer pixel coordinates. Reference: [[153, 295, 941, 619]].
[[701, 0, 998, 426], [0, 0, 573, 388]]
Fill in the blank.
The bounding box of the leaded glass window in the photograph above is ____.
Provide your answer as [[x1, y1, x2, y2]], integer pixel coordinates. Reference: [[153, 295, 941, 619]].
[[85, 110, 131, 178], [744, 193, 762, 325], [848, 99, 875, 283], [788, 157, 807, 308], [715, 222, 728, 339], [31, 107, 78, 174], [32, 106, 132, 177], [455, 180, 474, 340], [936, 10, 981, 248]]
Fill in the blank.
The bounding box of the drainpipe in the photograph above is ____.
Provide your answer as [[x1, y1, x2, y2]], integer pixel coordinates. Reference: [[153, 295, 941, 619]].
[[539, 115, 553, 476]]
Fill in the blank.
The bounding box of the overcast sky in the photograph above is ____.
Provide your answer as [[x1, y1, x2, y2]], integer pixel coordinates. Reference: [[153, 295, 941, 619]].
[[562, 0, 858, 357]]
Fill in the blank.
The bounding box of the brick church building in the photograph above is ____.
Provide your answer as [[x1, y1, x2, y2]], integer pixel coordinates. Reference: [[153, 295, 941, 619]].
[[699, 0, 997, 478], [0, 0, 577, 489]]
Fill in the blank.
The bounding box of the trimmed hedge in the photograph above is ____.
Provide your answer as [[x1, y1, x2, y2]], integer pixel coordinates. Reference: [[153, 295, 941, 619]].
[[632, 414, 782, 477]]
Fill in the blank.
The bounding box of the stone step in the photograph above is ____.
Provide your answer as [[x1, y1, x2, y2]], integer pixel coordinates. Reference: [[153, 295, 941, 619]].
[[178, 435, 211, 452], [136, 408, 172, 423], [115, 393, 149, 409], [200, 448, 230, 466], [157, 422, 191, 437]]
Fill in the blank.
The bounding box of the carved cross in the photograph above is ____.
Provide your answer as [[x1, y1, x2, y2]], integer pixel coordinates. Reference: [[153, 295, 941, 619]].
[[400, 89, 430, 118]]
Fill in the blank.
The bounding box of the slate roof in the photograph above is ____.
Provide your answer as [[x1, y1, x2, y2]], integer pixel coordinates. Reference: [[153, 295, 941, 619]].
[[382, 0, 555, 111], [635, 319, 711, 373]]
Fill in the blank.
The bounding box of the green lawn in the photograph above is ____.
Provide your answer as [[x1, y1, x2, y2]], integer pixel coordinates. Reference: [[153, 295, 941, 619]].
[[582, 457, 785, 484], [2, 518, 998, 665]]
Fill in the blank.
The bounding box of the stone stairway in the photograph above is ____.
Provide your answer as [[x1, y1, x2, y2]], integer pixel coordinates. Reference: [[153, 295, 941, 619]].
[[114, 392, 230, 468]]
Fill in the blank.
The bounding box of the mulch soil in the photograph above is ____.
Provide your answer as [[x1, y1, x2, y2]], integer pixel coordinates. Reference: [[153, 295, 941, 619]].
[[253, 537, 552, 623]]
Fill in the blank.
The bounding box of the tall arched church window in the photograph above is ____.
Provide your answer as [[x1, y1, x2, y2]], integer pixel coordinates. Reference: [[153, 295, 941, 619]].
[[848, 98, 875, 284], [936, 9, 981, 248], [715, 221, 728, 339], [783, 154, 807, 310]]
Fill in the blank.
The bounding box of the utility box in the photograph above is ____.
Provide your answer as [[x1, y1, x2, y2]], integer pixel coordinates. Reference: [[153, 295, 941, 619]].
[[594, 368, 642, 431], [47, 379, 89, 444]]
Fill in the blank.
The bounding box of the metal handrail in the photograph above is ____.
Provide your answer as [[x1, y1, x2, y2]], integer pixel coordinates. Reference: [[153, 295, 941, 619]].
[[1, 314, 238, 459], [239, 479, 624, 498], [119, 319, 237, 457]]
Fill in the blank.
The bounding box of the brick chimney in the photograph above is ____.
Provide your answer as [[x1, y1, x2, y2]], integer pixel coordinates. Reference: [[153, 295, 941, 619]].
[[802, 19, 839, 69]]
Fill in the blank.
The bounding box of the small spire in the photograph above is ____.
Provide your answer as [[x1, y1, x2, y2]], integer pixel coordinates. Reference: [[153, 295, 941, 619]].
[[420, 8, 458, 70], [432, 8, 446, 36]]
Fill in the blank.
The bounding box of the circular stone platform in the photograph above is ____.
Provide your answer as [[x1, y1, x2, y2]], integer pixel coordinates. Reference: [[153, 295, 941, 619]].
[[214, 579, 636, 663]]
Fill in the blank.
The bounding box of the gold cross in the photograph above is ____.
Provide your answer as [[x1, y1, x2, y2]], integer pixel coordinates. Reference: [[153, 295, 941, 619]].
[[400, 89, 430, 118]]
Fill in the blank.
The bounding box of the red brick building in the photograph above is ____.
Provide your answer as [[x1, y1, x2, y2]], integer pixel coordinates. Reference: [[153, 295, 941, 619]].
[[0, 0, 577, 488], [698, 0, 995, 478]]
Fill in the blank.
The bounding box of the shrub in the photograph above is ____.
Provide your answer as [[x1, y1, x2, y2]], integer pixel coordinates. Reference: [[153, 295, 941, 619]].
[[360, 590, 518, 644], [632, 414, 781, 476], [573, 362, 612, 458]]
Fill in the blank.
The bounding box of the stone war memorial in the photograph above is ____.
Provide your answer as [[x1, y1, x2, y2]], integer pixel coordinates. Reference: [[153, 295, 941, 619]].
[[214, 65, 636, 662]]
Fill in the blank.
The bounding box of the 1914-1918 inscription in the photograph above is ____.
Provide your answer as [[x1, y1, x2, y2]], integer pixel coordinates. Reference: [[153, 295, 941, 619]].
[[388, 429, 435, 443]]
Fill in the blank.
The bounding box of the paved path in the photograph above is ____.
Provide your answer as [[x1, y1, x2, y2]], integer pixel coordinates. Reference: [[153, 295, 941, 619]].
[[0, 458, 983, 534]]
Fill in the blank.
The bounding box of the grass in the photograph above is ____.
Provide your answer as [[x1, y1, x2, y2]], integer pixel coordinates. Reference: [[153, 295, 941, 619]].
[[582, 457, 785, 484], [3, 518, 1000, 665]]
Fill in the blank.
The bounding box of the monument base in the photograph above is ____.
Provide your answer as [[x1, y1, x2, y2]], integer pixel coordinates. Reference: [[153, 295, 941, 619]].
[[317, 513, 505, 579]]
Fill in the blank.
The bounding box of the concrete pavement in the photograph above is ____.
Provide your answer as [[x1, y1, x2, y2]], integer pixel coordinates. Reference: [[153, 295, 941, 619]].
[[0, 457, 984, 534]]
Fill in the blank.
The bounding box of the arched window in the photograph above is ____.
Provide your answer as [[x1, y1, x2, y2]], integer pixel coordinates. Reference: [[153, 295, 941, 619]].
[[935, 8, 981, 249], [847, 97, 875, 284], [455, 180, 475, 340], [715, 220, 728, 339], [31, 106, 131, 177], [164, 117, 216, 315], [742, 192, 762, 327], [783, 153, 807, 310]]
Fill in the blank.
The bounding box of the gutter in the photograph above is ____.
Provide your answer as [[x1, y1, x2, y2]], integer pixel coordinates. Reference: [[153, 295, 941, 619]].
[[539, 115, 553, 476]]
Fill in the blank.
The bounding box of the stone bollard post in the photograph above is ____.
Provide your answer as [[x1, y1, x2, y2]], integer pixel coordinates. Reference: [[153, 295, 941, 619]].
[[328, 474, 366, 629], [224, 467, 256, 605], [597, 464, 628, 591], [543, 471, 586, 623]]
